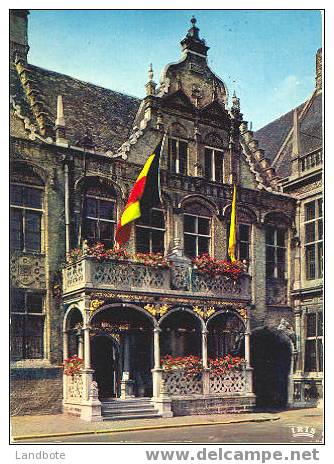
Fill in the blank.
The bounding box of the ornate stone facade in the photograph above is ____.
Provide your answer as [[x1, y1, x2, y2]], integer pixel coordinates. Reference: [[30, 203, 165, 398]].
[[10, 11, 322, 418]]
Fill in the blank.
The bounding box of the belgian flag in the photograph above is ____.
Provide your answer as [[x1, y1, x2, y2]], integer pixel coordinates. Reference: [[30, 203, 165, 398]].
[[115, 140, 163, 247]]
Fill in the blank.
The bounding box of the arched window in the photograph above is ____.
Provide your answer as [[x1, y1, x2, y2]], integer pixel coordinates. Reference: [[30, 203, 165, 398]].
[[83, 179, 117, 248], [10, 166, 44, 253], [204, 133, 225, 182], [136, 208, 165, 253], [183, 202, 212, 258]]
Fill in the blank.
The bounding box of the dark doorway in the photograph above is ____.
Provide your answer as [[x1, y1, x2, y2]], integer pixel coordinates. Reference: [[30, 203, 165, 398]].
[[91, 335, 120, 399], [251, 328, 291, 409]]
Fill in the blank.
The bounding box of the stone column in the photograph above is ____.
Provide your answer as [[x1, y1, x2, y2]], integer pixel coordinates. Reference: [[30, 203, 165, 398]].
[[62, 330, 69, 401], [153, 327, 161, 369], [62, 330, 69, 361], [152, 327, 163, 399], [83, 325, 91, 369], [78, 331, 84, 359], [244, 311, 254, 396], [121, 333, 134, 398], [202, 329, 208, 368], [244, 315, 251, 368]]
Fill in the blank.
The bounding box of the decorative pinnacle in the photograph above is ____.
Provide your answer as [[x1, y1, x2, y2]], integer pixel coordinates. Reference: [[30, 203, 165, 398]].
[[148, 63, 154, 82], [55, 95, 65, 127], [191, 15, 197, 26]]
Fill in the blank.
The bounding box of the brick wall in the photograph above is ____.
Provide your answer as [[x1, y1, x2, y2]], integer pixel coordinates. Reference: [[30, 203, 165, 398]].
[[10, 368, 63, 416]]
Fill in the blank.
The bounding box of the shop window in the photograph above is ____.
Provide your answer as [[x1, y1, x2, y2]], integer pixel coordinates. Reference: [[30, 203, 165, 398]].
[[10, 289, 45, 360]]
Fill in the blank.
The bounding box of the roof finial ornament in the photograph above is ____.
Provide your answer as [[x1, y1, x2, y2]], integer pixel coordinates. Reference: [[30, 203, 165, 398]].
[[191, 15, 197, 27], [232, 90, 240, 110], [145, 63, 156, 96]]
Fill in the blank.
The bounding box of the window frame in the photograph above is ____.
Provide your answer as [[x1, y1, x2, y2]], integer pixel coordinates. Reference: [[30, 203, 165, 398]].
[[10, 182, 44, 253], [183, 212, 212, 258], [265, 226, 286, 279], [84, 192, 117, 247], [168, 137, 189, 175], [304, 198, 323, 281], [135, 207, 166, 254], [10, 290, 45, 360], [226, 222, 251, 262], [304, 310, 323, 373], [204, 146, 224, 182]]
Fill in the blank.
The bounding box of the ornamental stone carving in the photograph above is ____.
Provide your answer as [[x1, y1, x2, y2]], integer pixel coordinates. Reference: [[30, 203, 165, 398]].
[[10, 253, 46, 289], [209, 370, 246, 394]]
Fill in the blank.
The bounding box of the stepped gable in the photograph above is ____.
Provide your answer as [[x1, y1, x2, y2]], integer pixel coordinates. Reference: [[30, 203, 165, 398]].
[[11, 62, 141, 152]]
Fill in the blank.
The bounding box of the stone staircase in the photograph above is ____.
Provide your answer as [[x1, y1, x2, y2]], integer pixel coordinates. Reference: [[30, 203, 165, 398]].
[[101, 397, 162, 421]]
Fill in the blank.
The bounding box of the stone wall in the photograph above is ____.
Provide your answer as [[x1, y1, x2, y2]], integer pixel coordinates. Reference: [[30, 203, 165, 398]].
[[171, 395, 256, 416]]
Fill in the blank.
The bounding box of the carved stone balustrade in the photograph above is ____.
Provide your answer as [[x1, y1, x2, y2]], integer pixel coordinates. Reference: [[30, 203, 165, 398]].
[[191, 271, 251, 300], [63, 257, 171, 294], [161, 368, 248, 397], [62, 256, 251, 301]]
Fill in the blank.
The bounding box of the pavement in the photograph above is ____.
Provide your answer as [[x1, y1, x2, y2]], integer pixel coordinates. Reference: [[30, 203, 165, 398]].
[[11, 407, 323, 443]]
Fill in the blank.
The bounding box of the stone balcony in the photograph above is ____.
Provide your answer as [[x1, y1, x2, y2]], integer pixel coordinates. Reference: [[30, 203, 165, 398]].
[[62, 257, 251, 302]]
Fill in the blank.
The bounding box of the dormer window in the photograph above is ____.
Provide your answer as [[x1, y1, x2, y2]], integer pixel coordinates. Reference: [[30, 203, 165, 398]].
[[168, 138, 188, 175], [204, 147, 224, 182]]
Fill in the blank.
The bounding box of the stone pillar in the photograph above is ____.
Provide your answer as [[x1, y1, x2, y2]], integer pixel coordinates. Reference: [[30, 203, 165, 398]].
[[244, 314, 251, 368], [202, 329, 208, 368], [121, 333, 134, 398], [153, 327, 161, 369], [78, 331, 84, 359], [83, 326, 91, 369], [62, 330, 69, 401], [63, 330, 69, 361], [152, 327, 163, 399], [244, 311, 254, 396]]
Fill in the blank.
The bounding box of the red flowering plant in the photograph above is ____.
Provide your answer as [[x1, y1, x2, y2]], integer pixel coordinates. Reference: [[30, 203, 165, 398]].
[[66, 243, 130, 264], [161, 354, 245, 378], [208, 354, 245, 376], [62, 355, 84, 376], [66, 247, 83, 264], [133, 252, 170, 268], [192, 254, 245, 280], [161, 355, 203, 377]]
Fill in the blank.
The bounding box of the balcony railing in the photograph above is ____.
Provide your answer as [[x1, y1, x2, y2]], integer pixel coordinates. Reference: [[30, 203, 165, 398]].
[[162, 368, 250, 397], [63, 256, 251, 300]]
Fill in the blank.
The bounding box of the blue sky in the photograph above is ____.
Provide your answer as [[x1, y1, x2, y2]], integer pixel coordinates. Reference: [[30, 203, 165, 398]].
[[28, 10, 322, 129]]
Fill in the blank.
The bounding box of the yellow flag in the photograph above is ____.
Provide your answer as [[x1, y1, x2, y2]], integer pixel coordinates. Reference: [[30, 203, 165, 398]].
[[228, 184, 237, 262]]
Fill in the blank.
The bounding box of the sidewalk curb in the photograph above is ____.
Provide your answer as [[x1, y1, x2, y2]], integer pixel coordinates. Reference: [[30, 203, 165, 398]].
[[12, 416, 280, 441]]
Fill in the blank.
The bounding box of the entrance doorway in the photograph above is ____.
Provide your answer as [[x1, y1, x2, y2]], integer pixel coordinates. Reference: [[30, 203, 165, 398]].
[[251, 328, 291, 409], [91, 335, 120, 399]]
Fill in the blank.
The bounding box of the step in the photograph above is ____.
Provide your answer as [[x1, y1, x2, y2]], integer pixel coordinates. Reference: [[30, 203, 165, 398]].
[[101, 397, 152, 404], [102, 412, 162, 421], [102, 407, 157, 415]]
